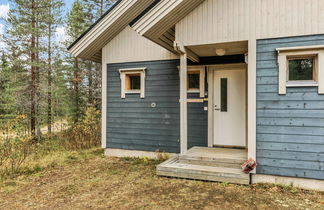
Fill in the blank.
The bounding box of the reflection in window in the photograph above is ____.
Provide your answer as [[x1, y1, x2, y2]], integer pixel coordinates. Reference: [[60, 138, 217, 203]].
[[126, 73, 141, 90], [288, 57, 314, 81], [188, 71, 200, 90], [221, 78, 228, 112], [129, 75, 141, 90]]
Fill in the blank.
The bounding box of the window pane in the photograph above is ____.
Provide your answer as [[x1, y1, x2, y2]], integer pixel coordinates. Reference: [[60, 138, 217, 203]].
[[289, 58, 313, 80], [221, 78, 227, 112], [130, 75, 141, 90], [188, 73, 200, 89]]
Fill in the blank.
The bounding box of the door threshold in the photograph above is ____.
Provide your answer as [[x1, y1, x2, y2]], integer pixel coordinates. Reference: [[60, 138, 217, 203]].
[[213, 145, 247, 150]]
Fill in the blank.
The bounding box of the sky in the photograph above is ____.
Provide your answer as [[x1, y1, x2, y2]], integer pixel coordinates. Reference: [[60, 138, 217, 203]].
[[0, 0, 75, 49]]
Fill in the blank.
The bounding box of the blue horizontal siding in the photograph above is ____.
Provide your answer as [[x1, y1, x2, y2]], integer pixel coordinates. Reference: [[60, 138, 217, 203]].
[[256, 35, 324, 180], [106, 60, 207, 153]]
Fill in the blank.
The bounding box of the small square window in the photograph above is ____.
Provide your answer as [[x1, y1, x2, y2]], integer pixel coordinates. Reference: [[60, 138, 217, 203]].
[[185, 67, 205, 97], [277, 45, 324, 95], [126, 74, 141, 90], [187, 71, 200, 91], [288, 57, 315, 81], [119, 68, 146, 98]]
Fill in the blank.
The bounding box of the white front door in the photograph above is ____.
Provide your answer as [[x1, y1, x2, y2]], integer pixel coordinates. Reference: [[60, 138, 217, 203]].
[[213, 68, 246, 147]]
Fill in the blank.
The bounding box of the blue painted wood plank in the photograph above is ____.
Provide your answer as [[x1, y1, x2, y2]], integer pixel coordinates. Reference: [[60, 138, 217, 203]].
[[257, 141, 324, 153], [256, 35, 324, 180], [257, 100, 324, 109], [257, 85, 318, 93], [257, 157, 324, 171], [257, 117, 324, 127], [257, 109, 324, 118], [106, 60, 207, 153], [257, 92, 324, 101], [256, 165, 324, 180], [257, 149, 324, 162]]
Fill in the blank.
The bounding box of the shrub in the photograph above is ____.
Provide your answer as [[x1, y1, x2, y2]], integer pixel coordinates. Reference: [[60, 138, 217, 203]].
[[0, 136, 35, 177], [62, 107, 101, 150]]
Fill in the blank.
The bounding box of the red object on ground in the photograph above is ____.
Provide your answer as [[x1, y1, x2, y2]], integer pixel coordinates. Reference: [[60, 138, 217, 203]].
[[241, 158, 257, 173]]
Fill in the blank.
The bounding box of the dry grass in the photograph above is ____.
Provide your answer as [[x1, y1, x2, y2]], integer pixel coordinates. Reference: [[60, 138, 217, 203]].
[[0, 148, 323, 210]]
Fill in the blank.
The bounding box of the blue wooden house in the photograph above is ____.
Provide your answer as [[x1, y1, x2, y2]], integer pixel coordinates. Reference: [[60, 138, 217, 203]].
[[69, 0, 324, 190]]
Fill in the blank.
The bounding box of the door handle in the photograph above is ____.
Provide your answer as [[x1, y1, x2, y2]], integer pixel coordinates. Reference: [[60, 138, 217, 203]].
[[215, 105, 220, 111]]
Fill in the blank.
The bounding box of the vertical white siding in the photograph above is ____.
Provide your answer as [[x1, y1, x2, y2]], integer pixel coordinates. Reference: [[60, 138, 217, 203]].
[[103, 26, 178, 64], [176, 0, 324, 46]]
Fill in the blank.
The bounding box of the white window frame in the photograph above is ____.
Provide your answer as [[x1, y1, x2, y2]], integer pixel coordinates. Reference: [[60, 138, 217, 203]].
[[277, 45, 324, 95], [187, 66, 205, 98], [119, 67, 146, 98]]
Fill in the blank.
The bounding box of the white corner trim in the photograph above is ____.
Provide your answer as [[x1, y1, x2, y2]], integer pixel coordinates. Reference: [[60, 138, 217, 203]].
[[179, 52, 188, 155], [200, 68, 206, 98], [248, 39, 257, 173], [119, 67, 146, 98], [252, 174, 324, 192], [207, 68, 214, 148], [105, 148, 176, 159], [101, 59, 107, 149]]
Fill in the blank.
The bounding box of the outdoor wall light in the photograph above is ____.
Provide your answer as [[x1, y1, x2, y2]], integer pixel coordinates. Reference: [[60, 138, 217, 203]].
[[215, 48, 226, 56]]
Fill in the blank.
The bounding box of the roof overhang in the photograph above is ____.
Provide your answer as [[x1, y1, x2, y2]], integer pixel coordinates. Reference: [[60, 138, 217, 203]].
[[132, 0, 206, 62], [68, 0, 156, 63]]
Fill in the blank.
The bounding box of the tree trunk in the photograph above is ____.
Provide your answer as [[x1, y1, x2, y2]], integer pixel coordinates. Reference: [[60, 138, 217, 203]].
[[30, 0, 36, 136], [47, 7, 52, 134], [87, 61, 93, 106], [100, 0, 104, 15], [74, 58, 79, 123]]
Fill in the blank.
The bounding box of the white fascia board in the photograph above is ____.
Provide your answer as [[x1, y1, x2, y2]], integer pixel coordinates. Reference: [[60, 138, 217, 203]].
[[69, 0, 155, 59], [133, 0, 181, 35]]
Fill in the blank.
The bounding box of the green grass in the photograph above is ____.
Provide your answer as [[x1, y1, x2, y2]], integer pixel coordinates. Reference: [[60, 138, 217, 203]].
[[0, 148, 323, 209]]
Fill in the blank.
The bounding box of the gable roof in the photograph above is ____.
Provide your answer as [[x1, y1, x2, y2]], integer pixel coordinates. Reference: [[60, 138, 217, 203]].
[[68, 0, 156, 62], [132, 0, 206, 62]]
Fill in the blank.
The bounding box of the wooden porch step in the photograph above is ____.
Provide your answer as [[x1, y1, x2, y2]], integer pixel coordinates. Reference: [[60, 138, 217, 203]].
[[157, 156, 250, 185], [178, 156, 244, 169], [178, 147, 246, 169]]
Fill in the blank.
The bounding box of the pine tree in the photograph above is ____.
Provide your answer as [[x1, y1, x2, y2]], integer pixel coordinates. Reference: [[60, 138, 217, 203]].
[[83, 0, 116, 20], [5, 0, 63, 137], [81, 0, 117, 109], [66, 0, 89, 123], [44, 0, 64, 134]]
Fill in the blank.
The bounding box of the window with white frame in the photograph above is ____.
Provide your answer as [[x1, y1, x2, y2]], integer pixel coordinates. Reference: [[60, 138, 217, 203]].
[[277, 46, 324, 94], [119, 68, 146, 98], [187, 66, 205, 97]]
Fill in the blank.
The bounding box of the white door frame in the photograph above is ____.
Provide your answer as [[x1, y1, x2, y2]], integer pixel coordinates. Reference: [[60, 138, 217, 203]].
[[207, 63, 248, 148]]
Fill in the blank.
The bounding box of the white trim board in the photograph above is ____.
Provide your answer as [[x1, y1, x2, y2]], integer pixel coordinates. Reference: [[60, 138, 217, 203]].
[[252, 174, 324, 192], [101, 50, 108, 149]]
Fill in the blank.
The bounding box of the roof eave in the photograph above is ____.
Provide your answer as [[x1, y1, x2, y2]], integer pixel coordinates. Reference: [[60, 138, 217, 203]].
[[132, 0, 205, 62], [68, 0, 156, 62]]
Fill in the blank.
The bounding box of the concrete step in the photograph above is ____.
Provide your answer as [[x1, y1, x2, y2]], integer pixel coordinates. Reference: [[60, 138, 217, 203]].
[[157, 156, 250, 185]]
